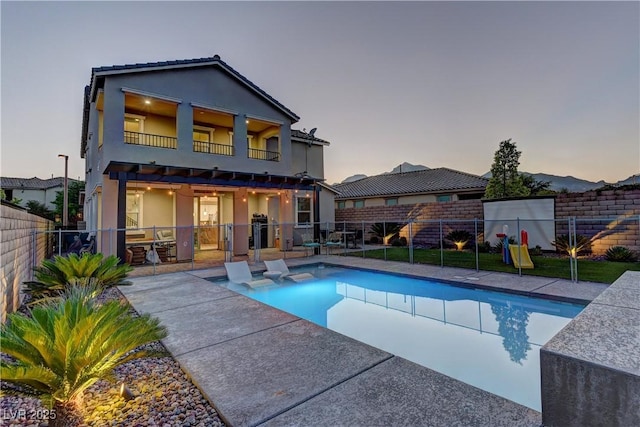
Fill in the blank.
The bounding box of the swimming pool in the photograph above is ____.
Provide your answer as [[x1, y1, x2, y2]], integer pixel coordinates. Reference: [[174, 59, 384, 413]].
[[221, 265, 583, 411]]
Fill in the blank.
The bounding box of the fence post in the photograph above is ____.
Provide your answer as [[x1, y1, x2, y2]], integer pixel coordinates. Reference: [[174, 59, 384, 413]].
[[254, 222, 261, 263], [567, 218, 574, 282], [383, 221, 387, 261], [572, 216, 579, 282], [57, 228, 62, 256], [191, 224, 195, 271], [152, 225, 157, 276], [474, 218, 479, 272], [439, 219, 444, 268], [361, 221, 365, 258], [408, 221, 414, 264]]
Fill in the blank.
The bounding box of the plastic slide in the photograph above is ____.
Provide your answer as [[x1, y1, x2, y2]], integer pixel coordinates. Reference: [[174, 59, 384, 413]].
[[508, 244, 534, 269]]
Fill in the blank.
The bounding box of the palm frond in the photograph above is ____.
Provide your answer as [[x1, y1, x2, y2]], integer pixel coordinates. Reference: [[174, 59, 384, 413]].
[[1, 284, 167, 405]]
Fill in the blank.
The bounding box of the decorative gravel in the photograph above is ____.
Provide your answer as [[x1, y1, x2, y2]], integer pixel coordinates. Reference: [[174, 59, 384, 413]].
[[0, 288, 225, 427]]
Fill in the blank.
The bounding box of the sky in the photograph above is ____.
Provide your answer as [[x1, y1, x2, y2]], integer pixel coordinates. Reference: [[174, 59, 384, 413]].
[[1, 1, 639, 185]]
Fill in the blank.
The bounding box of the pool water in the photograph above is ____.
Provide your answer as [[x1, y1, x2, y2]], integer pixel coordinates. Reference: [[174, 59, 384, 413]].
[[221, 265, 583, 411]]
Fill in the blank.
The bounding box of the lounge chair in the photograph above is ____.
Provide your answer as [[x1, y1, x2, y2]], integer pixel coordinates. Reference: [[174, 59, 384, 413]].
[[264, 259, 314, 282], [224, 261, 274, 288]]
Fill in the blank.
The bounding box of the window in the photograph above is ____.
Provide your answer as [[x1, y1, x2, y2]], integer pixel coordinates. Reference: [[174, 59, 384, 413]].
[[336, 201, 345, 209], [354, 200, 365, 208], [436, 195, 452, 202], [193, 125, 216, 153], [385, 198, 398, 206], [296, 196, 312, 226], [124, 113, 145, 144], [125, 192, 143, 229], [193, 127, 213, 143]]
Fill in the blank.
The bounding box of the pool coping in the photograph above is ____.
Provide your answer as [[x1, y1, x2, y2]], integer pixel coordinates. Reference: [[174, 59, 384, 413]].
[[121, 256, 611, 426]]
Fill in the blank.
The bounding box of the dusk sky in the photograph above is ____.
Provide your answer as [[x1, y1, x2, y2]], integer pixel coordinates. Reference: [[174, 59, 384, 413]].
[[1, 1, 638, 185]]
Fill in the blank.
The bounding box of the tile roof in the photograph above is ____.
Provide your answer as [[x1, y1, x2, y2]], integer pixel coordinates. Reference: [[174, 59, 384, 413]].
[[291, 129, 331, 145], [333, 168, 489, 200], [0, 177, 78, 190], [88, 55, 299, 121]]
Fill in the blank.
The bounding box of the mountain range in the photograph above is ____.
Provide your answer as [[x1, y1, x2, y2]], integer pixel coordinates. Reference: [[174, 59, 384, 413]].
[[338, 162, 639, 193]]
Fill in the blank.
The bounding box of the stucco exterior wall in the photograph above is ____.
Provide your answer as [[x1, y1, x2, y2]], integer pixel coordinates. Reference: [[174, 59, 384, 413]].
[[1, 202, 53, 322], [92, 67, 296, 177]]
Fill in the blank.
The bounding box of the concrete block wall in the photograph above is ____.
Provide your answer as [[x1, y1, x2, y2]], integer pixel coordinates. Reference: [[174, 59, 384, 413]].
[[556, 189, 640, 254], [335, 200, 484, 247], [335, 189, 639, 253], [1, 202, 53, 322]]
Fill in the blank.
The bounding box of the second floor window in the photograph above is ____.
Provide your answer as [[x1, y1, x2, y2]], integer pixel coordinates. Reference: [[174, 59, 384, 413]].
[[336, 201, 345, 209], [385, 198, 398, 206], [354, 200, 365, 208], [124, 114, 145, 144]]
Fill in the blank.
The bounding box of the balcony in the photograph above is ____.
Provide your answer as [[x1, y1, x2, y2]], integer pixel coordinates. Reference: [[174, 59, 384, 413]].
[[248, 147, 280, 162], [193, 141, 234, 156], [125, 131, 177, 149]]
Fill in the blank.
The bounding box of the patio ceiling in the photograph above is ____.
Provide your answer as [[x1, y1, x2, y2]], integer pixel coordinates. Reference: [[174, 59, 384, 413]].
[[105, 161, 319, 190]]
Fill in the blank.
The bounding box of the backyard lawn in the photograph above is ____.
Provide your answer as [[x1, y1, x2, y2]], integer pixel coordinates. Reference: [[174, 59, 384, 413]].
[[346, 248, 640, 284]]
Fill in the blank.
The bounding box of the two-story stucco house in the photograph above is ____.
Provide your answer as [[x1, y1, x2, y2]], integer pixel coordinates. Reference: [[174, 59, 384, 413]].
[[81, 55, 334, 261]]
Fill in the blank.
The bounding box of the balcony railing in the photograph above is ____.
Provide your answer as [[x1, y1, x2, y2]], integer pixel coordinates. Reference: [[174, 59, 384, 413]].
[[124, 131, 177, 149], [193, 141, 234, 156], [248, 147, 280, 162]]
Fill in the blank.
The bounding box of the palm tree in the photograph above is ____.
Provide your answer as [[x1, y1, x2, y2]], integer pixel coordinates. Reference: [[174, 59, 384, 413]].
[[1, 285, 167, 426], [24, 253, 132, 305]]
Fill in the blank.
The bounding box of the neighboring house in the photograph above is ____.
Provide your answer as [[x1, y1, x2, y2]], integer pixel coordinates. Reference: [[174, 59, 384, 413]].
[[0, 177, 74, 210], [81, 54, 331, 260], [333, 168, 488, 209]]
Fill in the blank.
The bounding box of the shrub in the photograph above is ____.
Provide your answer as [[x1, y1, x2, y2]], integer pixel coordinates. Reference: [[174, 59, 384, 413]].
[[24, 253, 132, 305], [494, 236, 516, 253], [530, 245, 543, 256], [0, 284, 167, 426], [369, 222, 403, 242], [369, 235, 380, 244], [477, 241, 492, 253], [605, 246, 638, 262], [551, 234, 592, 257], [445, 230, 474, 251], [390, 236, 408, 247]]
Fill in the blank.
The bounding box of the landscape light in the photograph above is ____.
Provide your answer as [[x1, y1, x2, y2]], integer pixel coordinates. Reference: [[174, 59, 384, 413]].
[[119, 383, 134, 401]]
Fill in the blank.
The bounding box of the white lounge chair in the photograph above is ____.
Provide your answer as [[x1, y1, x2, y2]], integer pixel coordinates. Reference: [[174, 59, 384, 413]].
[[264, 259, 315, 282], [224, 261, 274, 288]]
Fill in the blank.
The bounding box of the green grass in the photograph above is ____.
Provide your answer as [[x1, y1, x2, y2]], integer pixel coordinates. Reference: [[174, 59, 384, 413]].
[[347, 248, 640, 284]]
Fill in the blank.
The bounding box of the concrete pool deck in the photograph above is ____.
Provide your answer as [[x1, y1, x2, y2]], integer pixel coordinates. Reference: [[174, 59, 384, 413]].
[[119, 256, 609, 426]]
